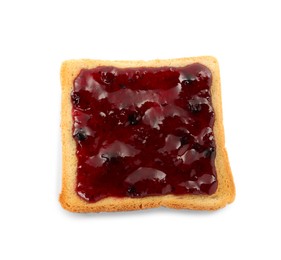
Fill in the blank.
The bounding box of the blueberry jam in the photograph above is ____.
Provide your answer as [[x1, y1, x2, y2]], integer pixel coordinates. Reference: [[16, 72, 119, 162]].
[[72, 63, 217, 202]]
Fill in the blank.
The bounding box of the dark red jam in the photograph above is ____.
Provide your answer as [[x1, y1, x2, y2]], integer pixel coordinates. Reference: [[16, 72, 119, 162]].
[[71, 63, 217, 202]]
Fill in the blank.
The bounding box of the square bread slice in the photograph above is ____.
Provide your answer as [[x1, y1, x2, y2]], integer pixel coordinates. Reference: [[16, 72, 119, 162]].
[[60, 56, 235, 212]]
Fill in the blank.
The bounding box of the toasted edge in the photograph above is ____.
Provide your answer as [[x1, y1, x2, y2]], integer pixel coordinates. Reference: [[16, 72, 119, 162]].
[[60, 56, 235, 212]]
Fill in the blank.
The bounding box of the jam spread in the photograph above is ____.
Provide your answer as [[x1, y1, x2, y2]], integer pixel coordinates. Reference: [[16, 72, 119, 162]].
[[71, 63, 217, 202]]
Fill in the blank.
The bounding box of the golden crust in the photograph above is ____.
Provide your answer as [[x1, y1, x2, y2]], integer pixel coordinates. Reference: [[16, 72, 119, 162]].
[[60, 57, 235, 213]]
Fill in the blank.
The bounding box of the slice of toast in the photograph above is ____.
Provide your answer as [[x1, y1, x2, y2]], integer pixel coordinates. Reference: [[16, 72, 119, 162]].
[[60, 57, 235, 212]]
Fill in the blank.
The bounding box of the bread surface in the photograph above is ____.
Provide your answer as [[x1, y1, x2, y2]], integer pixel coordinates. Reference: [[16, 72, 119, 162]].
[[60, 57, 235, 212]]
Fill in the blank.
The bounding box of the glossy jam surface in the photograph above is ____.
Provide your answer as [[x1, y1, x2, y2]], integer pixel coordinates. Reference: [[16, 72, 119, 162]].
[[72, 63, 217, 202]]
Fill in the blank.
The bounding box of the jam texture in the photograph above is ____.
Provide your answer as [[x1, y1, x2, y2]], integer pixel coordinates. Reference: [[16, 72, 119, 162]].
[[72, 63, 217, 202]]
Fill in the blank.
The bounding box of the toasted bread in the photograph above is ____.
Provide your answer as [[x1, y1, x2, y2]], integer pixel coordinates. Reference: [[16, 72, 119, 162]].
[[60, 57, 235, 212]]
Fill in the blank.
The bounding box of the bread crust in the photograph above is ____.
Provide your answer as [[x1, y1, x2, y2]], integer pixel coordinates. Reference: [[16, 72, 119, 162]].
[[60, 57, 235, 212]]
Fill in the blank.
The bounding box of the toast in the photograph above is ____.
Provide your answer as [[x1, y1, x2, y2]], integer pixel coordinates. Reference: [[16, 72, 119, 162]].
[[60, 57, 235, 212]]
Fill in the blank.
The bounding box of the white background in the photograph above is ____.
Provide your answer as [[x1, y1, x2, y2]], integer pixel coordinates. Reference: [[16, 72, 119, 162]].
[[0, 0, 280, 259]]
